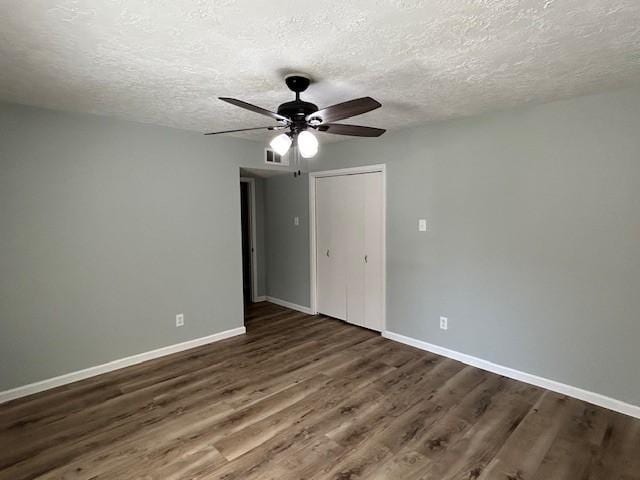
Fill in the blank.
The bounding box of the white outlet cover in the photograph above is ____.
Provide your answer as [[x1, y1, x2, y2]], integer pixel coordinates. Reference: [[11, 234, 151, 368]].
[[294, 216, 299, 226], [418, 219, 427, 232], [440, 316, 448, 330], [176, 313, 184, 327]]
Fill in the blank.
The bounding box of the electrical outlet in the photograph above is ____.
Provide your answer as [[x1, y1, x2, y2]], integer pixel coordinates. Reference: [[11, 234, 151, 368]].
[[176, 313, 184, 327], [418, 219, 427, 232], [440, 316, 448, 330], [294, 216, 300, 226]]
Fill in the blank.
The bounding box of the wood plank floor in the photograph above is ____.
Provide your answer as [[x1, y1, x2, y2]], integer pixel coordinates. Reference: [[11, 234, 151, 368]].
[[1, 302, 639, 479]]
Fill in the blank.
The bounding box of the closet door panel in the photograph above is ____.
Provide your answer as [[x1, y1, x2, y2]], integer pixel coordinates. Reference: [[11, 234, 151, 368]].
[[345, 174, 366, 328], [315, 177, 333, 317], [364, 172, 384, 331], [315, 176, 347, 320], [331, 175, 349, 320]]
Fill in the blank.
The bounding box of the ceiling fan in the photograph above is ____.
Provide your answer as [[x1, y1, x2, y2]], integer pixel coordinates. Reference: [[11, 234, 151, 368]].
[[205, 74, 385, 159]]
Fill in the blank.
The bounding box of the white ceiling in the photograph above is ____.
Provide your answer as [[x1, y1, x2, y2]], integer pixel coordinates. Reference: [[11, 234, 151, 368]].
[[1, 0, 639, 142]]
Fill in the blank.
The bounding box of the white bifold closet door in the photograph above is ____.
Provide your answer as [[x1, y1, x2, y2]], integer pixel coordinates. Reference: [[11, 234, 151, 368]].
[[315, 171, 383, 331], [315, 175, 348, 320]]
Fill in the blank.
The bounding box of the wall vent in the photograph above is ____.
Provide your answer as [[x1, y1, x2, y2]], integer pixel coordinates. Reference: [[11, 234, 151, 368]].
[[265, 148, 289, 166]]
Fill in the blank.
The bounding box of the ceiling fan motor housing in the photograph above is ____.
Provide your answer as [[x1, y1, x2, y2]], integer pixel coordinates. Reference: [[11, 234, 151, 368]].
[[277, 99, 318, 131]]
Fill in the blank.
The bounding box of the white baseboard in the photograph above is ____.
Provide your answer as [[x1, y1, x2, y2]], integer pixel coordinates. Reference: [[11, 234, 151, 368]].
[[253, 295, 267, 303], [0, 326, 246, 405], [382, 330, 640, 420], [266, 296, 314, 315]]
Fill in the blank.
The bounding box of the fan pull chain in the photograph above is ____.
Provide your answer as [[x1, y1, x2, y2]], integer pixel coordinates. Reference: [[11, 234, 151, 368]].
[[292, 142, 302, 178]]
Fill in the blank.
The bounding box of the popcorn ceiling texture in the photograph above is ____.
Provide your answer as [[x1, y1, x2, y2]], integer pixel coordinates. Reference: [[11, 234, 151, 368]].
[[1, 0, 639, 141]]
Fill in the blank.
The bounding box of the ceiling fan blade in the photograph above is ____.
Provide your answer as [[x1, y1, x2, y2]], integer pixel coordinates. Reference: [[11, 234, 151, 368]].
[[204, 126, 284, 135], [317, 123, 386, 137], [307, 97, 381, 124], [219, 97, 290, 123]]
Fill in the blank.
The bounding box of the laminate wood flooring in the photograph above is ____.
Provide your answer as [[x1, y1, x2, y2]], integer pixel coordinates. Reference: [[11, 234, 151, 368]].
[[1, 302, 639, 479]]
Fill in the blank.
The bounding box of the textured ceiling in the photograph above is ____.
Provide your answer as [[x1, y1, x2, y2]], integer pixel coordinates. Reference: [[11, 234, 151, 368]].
[[1, 0, 639, 142]]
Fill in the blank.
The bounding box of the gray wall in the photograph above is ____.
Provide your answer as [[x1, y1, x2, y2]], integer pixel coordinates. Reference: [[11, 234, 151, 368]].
[[312, 87, 640, 405], [0, 102, 265, 390], [4, 84, 640, 407], [264, 174, 310, 307]]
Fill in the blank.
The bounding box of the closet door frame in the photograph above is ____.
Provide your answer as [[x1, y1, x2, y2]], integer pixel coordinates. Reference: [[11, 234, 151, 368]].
[[309, 164, 386, 331]]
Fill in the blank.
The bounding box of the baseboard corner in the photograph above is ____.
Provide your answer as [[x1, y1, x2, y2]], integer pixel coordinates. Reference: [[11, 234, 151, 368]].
[[265, 296, 314, 315]]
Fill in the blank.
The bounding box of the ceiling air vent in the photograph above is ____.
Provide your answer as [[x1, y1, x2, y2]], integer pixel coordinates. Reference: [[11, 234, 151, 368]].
[[265, 148, 289, 166]]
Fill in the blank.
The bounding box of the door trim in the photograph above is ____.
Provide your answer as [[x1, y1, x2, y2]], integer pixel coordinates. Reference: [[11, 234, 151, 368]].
[[240, 177, 259, 302], [308, 164, 386, 331]]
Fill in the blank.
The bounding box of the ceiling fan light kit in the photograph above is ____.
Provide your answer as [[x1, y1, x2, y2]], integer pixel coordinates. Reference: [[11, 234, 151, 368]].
[[297, 130, 318, 158], [205, 73, 385, 170], [269, 133, 293, 156]]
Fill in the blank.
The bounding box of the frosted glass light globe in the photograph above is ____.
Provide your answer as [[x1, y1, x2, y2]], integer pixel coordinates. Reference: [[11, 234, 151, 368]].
[[269, 133, 292, 156], [297, 131, 318, 158]]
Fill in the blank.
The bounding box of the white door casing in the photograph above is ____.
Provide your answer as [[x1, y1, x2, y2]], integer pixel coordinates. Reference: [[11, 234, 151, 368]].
[[310, 166, 386, 332]]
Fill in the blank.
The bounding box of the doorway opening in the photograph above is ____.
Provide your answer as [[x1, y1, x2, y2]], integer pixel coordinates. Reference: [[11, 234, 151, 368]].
[[239, 177, 257, 307], [239, 167, 303, 323], [240, 180, 252, 304]]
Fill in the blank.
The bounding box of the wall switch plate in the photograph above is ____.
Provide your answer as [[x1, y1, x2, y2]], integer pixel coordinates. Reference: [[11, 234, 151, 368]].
[[176, 313, 184, 327], [440, 316, 448, 330], [294, 216, 300, 226], [418, 219, 427, 232]]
